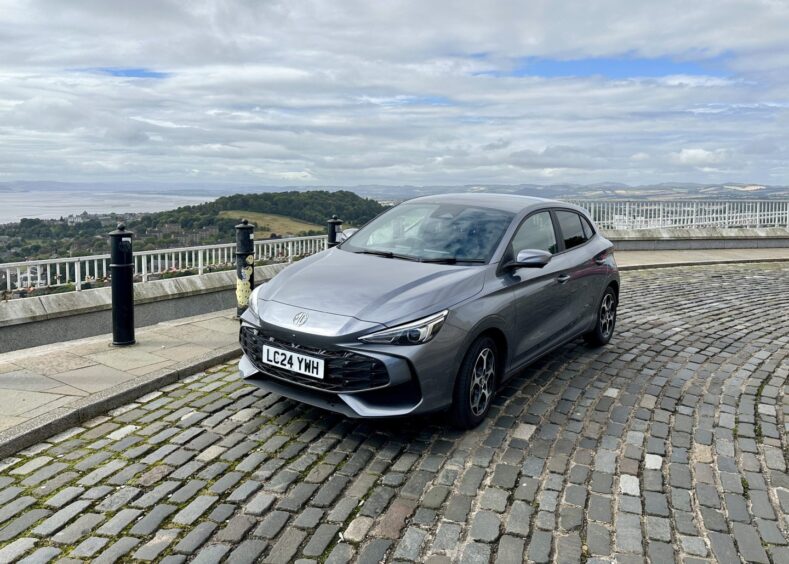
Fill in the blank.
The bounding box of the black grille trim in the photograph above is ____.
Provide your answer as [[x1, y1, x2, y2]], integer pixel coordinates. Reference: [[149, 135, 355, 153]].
[[240, 326, 390, 393]]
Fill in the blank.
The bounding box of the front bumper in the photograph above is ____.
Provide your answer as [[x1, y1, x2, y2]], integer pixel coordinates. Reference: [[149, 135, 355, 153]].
[[239, 311, 464, 418]]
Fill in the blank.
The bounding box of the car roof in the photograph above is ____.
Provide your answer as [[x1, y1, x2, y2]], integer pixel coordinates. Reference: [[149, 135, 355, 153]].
[[404, 192, 565, 214]]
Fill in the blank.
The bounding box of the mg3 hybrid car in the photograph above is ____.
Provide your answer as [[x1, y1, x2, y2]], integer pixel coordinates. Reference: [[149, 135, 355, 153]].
[[239, 194, 619, 428]]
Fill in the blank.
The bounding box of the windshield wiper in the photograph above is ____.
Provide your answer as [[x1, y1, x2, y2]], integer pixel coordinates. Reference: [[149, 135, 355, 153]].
[[419, 257, 486, 264], [355, 249, 419, 261]]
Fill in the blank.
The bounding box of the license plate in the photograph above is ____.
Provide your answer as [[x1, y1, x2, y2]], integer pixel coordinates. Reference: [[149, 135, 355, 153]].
[[261, 345, 325, 379]]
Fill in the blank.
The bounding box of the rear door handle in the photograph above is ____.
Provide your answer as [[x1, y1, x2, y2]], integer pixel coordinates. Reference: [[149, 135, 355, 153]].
[[557, 274, 571, 284]]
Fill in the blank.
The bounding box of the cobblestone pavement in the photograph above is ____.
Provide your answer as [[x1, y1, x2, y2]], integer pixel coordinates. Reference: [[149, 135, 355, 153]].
[[1, 263, 788, 564]]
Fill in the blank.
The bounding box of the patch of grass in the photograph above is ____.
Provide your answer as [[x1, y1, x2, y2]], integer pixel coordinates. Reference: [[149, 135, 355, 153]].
[[218, 210, 323, 235]]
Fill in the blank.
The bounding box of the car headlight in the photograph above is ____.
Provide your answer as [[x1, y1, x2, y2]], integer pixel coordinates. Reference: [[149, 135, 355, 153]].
[[248, 285, 263, 317], [359, 310, 448, 345]]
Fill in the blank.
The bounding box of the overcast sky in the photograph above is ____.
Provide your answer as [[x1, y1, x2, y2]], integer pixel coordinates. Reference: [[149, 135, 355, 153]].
[[1, 0, 788, 187]]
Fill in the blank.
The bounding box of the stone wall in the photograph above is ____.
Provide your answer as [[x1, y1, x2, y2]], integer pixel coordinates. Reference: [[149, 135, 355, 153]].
[[0, 263, 287, 353], [603, 227, 789, 250]]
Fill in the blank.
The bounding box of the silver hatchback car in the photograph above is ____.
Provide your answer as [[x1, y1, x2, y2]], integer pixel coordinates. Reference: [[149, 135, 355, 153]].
[[239, 194, 619, 428]]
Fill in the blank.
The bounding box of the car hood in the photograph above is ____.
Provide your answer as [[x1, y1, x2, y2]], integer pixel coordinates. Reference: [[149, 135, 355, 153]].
[[259, 248, 486, 325]]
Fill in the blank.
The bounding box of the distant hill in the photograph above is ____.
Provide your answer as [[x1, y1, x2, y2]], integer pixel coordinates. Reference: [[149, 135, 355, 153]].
[[3, 180, 789, 202]]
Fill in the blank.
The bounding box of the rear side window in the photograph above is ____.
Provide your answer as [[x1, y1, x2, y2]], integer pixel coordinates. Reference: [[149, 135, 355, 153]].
[[580, 215, 595, 239], [555, 210, 588, 250], [510, 211, 558, 254]]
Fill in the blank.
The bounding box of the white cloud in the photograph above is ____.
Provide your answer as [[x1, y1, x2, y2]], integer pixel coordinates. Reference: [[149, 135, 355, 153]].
[[672, 148, 729, 166], [0, 1, 788, 185]]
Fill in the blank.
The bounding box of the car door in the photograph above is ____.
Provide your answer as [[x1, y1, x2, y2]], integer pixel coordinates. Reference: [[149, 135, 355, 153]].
[[551, 209, 595, 335], [502, 210, 569, 367]]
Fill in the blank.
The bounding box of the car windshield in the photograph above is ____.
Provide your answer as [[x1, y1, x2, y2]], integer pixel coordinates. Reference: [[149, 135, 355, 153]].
[[340, 202, 515, 263]]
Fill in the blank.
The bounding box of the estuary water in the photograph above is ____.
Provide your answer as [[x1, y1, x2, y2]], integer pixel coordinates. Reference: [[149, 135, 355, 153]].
[[0, 190, 216, 224]]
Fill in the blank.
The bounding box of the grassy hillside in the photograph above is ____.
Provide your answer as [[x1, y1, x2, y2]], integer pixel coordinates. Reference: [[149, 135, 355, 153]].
[[218, 210, 323, 235]]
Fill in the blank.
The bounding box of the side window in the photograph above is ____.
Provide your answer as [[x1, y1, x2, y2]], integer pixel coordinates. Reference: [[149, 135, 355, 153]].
[[555, 211, 588, 250], [510, 211, 558, 255], [580, 215, 595, 239]]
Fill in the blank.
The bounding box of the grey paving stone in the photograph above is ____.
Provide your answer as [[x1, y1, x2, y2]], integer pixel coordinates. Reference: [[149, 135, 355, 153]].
[[31, 500, 91, 537], [470, 510, 501, 542], [615, 513, 643, 554], [0, 509, 50, 542], [172, 495, 217, 525], [460, 541, 491, 564], [586, 522, 611, 556], [495, 535, 525, 564], [479, 488, 508, 512], [708, 531, 741, 564], [173, 521, 217, 554], [325, 542, 354, 564], [133, 529, 180, 561], [226, 539, 268, 564], [731, 522, 770, 563], [393, 527, 427, 561], [96, 508, 142, 536], [303, 523, 341, 556], [0, 538, 37, 563], [51, 513, 104, 545], [431, 521, 462, 552], [130, 504, 177, 536], [264, 528, 306, 563], [526, 530, 552, 563], [356, 539, 392, 564], [0, 496, 36, 526], [216, 514, 256, 542], [18, 546, 61, 564], [169, 480, 206, 504], [93, 537, 140, 564], [191, 544, 231, 564], [71, 536, 110, 558]]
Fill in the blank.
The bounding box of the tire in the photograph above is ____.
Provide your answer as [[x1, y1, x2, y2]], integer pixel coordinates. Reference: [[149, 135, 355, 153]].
[[585, 286, 617, 347], [449, 336, 498, 429]]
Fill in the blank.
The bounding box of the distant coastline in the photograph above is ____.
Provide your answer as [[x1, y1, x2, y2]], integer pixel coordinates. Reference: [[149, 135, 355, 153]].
[[0, 190, 216, 224]]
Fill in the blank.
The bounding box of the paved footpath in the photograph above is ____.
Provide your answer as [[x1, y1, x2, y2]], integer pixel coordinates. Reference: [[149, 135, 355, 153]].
[[0, 263, 788, 563], [0, 310, 240, 443]]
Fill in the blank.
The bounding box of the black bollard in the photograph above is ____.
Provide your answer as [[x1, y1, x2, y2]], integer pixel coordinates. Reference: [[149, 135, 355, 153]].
[[235, 219, 255, 317], [327, 215, 343, 248], [109, 223, 135, 346]]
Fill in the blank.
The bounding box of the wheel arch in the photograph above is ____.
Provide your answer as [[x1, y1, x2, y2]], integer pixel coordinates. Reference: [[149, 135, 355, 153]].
[[453, 319, 510, 386]]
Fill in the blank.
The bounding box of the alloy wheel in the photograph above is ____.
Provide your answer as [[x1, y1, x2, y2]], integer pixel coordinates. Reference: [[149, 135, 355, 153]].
[[469, 347, 495, 416], [600, 293, 616, 338]]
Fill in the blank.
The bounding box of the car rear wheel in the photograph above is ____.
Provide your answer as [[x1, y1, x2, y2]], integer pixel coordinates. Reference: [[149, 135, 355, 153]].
[[449, 336, 498, 429], [585, 286, 617, 347]]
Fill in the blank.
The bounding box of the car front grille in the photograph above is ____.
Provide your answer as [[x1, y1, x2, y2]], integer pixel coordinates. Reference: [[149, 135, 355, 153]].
[[240, 326, 390, 393]]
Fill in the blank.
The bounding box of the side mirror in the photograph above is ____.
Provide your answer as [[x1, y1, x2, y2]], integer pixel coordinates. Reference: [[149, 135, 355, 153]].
[[508, 249, 552, 268], [335, 228, 358, 243]]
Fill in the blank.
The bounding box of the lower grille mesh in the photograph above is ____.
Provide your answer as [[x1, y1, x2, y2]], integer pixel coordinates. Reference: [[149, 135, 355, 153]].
[[240, 326, 389, 392]]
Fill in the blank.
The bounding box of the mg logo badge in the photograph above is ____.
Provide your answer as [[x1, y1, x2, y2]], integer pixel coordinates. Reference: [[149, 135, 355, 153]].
[[293, 312, 308, 327]]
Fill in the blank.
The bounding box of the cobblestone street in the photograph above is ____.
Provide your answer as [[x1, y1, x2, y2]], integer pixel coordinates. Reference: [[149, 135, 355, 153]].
[[0, 263, 788, 563]]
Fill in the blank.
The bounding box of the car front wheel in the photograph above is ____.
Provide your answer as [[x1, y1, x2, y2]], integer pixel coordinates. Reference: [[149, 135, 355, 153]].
[[585, 286, 617, 347], [449, 336, 498, 429]]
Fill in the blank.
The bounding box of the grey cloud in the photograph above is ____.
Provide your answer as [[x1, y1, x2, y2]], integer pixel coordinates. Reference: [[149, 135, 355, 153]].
[[0, 1, 788, 185]]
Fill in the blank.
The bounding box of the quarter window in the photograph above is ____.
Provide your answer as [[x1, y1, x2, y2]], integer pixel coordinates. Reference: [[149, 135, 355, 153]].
[[580, 215, 595, 239], [555, 211, 588, 250], [510, 211, 558, 255]]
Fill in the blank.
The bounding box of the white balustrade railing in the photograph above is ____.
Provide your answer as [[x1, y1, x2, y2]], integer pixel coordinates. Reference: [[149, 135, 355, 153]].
[[565, 200, 789, 230], [1, 235, 327, 295]]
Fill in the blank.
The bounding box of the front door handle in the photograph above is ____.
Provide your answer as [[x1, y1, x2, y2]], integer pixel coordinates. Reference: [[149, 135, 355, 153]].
[[557, 274, 571, 284]]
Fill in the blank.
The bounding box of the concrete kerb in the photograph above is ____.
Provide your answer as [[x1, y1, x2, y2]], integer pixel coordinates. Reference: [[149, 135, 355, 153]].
[[0, 343, 241, 459], [618, 256, 789, 271]]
